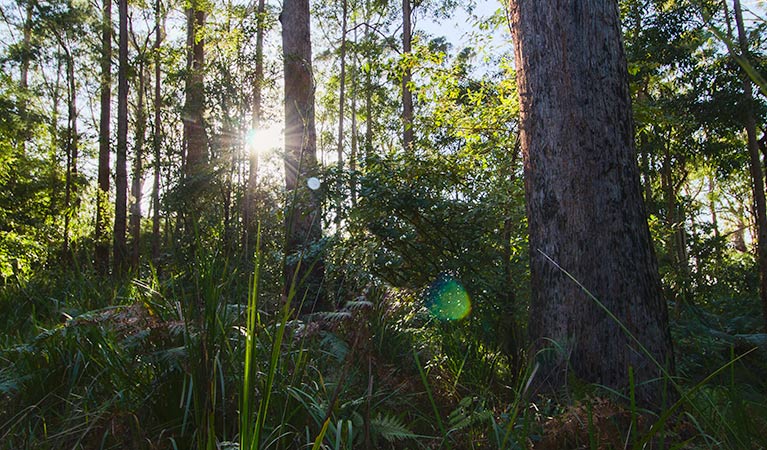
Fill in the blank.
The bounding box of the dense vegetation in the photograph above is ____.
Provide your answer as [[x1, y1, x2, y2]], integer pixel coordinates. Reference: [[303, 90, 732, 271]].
[[1, 0, 766, 448]]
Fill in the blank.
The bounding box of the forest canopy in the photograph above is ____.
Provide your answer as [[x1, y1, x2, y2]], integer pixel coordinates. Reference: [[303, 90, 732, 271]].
[[0, 0, 766, 448]]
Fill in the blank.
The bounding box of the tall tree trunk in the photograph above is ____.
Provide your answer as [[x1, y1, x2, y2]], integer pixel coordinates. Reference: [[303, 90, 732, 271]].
[[401, 0, 413, 152], [63, 49, 77, 259], [151, 0, 163, 263], [336, 0, 348, 224], [49, 55, 62, 223], [96, 0, 112, 273], [363, 0, 373, 158], [183, 1, 208, 177], [20, 1, 32, 149], [350, 39, 359, 208], [281, 0, 324, 311], [20, 1, 31, 93], [509, 0, 674, 407], [114, 0, 129, 276], [709, 175, 719, 239], [130, 63, 147, 272], [243, 0, 266, 258], [661, 139, 690, 313], [733, 0, 767, 332]]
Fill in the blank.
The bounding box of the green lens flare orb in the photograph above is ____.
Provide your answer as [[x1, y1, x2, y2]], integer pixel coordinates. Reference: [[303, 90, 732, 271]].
[[425, 275, 471, 321]]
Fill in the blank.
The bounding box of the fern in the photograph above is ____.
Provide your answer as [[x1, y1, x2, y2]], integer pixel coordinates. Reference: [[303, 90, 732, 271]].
[[370, 413, 417, 442], [448, 397, 493, 432]]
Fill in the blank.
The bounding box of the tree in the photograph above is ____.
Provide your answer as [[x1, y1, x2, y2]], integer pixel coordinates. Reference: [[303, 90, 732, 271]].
[[95, 0, 111, 273], [281, 0, 324, 311], [401, 0, 413, 152], [183, 0, 208, 177], [151, 0, 164, 263], [731, 0, 767, 332], [114, 0, 129, 275], [336, 0, 348, 224], [508, 0, 674, 406], [242, 0, 266, 257]]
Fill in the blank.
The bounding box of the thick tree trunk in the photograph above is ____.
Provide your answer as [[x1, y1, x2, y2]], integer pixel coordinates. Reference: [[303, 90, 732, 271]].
[[733, 0, 767, 332], [243, 0, 266, 258], [96, 0, 112, 273], [509, 0, 674, 407], [114, 0, 129, 276], [183, 1, 208, 177], [281, 0, 324, 311], [401, 0, 414, 152]]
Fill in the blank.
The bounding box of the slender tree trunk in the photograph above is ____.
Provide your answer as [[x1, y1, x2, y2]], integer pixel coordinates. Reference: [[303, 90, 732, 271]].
[[640, 132, 653, 209], [20, 2, 31, 93], [401, 0, 414, 152], [350, 40, 359, 208], [336, 0, 348, 224], [63, 50, 77, 259], [151, 0, 163, 263], [733, 0, 767, 332], [49, 56, 62, 222], [364, 0, 373, 158], [243, 0, 266, 258], [502, 139, 521, 371], [509, 0, 674, 407], [364, 36, 373, 158], [96, 0, 112, 273], [130, 63, 147, 272], [20, 1, 32, 149], [114, 0, 129, 276], [281, 0, 324, 311], [709, 175, 719, 239]]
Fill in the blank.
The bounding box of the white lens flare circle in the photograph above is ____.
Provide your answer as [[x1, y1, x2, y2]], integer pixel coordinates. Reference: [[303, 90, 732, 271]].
[[307, 177, 321, 190]]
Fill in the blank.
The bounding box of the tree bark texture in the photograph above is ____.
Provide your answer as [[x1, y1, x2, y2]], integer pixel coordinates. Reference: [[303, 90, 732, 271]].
[[184, 1, 208, 176], [96, 0, 112, 273], [114, 0, 129, 276], [733, 0, 767, 332], [281, 0, 324, 312], [509, 0, 674, 406]]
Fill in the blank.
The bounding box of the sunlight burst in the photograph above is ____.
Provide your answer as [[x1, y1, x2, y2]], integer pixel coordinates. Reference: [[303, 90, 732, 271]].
[[245, 124, 283, 156]]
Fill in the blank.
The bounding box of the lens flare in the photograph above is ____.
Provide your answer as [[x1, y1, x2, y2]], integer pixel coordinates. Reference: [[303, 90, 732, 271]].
[[425, 274, 471, 321]]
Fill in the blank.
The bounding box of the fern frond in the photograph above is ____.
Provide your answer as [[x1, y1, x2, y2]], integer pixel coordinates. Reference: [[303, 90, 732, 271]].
[[371, 413, 417, 442]]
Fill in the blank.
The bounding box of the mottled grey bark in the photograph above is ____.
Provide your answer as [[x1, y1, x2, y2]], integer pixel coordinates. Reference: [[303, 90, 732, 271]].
[[509, 0, 674, 406]]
